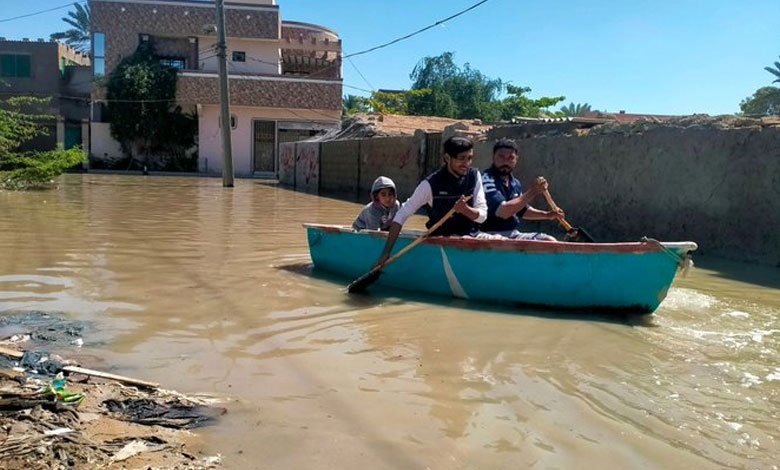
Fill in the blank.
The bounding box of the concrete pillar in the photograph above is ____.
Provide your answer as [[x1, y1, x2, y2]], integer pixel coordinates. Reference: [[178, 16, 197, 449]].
[[56, 116, 64, 149]]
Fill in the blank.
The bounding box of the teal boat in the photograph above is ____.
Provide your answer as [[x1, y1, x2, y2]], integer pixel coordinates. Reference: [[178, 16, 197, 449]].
[[305, 224, 697, 313]]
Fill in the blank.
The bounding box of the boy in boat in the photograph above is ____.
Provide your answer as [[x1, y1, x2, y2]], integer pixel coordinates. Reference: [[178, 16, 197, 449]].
[[372, 135, 488, 267], [480, 138, 562, 241], [352, 176, 400, 231]]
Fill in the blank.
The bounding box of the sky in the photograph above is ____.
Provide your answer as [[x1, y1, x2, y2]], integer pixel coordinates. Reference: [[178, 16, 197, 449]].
[[1, 0, 779, 115]]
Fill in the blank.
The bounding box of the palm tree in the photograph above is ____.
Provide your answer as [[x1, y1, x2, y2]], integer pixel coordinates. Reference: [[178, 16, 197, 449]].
[[559, 102, 593, 117], [342, 94, 369, 116], [50, 3, 91, 54], [765, 56, 780, 83]]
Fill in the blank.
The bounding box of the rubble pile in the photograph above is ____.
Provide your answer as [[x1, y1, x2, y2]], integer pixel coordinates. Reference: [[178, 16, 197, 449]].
[[0, 313, 226, 469]]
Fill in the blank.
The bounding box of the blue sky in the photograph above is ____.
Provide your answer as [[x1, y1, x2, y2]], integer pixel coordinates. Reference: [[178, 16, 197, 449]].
[[2, 0, 779, 115]]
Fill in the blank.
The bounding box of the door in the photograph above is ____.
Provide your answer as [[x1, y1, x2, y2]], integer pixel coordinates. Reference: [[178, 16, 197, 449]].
[[253, 120, 276, 173], [424, 133, 442, 177], [64, 125, 82, 150]]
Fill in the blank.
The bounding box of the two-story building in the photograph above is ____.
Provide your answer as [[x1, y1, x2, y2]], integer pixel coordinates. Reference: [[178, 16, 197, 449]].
[[90, 0, 343, 177], [0, 38, 91, 152]]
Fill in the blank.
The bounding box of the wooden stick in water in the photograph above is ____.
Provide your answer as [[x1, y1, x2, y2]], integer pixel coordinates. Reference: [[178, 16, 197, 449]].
[[0, 346, 158, 389]]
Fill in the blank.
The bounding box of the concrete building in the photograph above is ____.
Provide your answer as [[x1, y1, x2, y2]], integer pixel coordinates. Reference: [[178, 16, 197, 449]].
[[90, 0, 343, 177], [0, 38, 91, 152]]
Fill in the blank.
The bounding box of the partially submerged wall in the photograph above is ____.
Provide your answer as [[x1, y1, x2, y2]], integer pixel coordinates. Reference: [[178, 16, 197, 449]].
[[358, 137, 422, 199], [503, 125, 780, 265], [281, 122, 780, 265]]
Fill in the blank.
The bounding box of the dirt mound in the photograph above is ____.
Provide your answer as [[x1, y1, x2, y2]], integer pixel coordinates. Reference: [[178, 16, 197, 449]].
[[587, 114, 770, 135], [314, 113, 492, 140]]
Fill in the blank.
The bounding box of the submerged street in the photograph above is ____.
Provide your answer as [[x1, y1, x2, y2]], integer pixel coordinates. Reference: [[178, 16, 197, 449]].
[[0, 174, 778, 468]]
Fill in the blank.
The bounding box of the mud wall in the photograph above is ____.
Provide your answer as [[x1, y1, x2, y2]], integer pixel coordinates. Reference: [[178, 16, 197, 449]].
[[282, 126, 780, 265], [357, 137, 422, 200], [480, 126, 780, 265]]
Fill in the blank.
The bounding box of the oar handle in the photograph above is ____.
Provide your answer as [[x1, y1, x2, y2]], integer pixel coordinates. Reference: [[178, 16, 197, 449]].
[[378, 195, 471, 270], [541, 189, 574, 232]]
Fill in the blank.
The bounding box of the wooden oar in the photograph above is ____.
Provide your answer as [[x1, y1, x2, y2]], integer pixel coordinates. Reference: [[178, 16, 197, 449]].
[[541, 190, 596, 243], [348, 196, 470, 293]]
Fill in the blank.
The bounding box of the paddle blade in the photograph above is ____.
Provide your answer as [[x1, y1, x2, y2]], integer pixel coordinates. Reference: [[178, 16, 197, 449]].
[[565, 227, 596, 243], [347, 269, 382, 293]]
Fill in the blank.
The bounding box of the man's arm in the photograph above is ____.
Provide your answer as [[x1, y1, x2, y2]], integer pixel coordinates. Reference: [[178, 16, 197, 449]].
[[375, 181, 432, 266], [495, 177, 547, 219], [465, 171, 488, 223], [377, 222, 403, 265], [522, 206, 562, 221]]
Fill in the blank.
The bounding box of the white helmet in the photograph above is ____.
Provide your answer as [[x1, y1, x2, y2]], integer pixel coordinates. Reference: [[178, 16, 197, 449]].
[[371, 176, 396, 195]]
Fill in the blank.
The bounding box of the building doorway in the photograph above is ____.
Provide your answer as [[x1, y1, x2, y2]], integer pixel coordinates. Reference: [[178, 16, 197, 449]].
[[252, 120, 276, 174]]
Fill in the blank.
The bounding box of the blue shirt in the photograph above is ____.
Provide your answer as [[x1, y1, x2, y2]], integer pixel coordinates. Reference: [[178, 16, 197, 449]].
[[481, 166, 527, 232]]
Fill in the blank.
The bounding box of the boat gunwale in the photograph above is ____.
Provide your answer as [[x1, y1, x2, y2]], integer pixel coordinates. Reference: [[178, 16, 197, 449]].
[[304, 223, 698, 255]]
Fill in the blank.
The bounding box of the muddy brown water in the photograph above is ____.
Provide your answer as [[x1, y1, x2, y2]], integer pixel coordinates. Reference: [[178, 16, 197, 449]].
[[0, 174, 777, 469]]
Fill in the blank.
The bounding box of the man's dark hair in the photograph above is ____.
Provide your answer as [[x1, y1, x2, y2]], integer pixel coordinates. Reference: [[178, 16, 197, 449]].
[[442, 136, 474, 157], [493, 138, 518, 155]]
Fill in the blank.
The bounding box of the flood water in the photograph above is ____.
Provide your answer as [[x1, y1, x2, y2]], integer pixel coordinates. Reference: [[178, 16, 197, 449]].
[[1, 174, 778, 469]]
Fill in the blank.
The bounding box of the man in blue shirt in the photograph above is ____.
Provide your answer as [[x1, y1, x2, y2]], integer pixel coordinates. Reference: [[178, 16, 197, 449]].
[[481, 138, 562, 240]]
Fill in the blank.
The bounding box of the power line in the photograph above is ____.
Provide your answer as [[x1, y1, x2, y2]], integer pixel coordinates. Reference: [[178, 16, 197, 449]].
[[0, 2, 86, 23], [343, 0, 492, 59], [343, 84, 373, 94], [347, 57, 374, 92]]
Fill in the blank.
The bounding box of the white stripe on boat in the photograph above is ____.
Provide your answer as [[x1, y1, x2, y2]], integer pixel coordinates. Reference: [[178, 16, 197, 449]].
[[441, 247, 469, 299]]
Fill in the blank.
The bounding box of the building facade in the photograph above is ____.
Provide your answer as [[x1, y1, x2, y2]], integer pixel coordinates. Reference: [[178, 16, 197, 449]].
[[90, 0, 342, 177], [0, 38, 91, 152]]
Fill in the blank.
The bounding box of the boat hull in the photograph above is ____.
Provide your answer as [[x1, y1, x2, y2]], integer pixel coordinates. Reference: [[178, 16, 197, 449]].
[[305, 224, 697, 313]]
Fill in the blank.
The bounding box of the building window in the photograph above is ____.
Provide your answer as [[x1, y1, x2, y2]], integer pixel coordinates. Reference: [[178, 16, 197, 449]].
[[0, 54, 32, 78], [231, 51, 246, 62], [159, 58, 186, 70], [230, 114, 238, 129], [93, 32, 106, 77]]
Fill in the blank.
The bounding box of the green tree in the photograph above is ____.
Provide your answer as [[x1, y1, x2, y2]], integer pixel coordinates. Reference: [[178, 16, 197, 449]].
[[765, 56, 780, 83], [0, 96, 85, 189], [739, 86, 780, 116], [402, 52, 565, 121], [364, 89, 432, 115], [559, 102, 593, 117], [50, 3, 91, 54], [408, 52, 503, 120], [342, 94, 369, 116], [106, 43, 196, 169], [499, 85, 565, 120]]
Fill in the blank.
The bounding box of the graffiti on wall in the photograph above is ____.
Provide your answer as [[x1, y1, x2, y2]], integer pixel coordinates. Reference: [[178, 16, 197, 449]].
[[279, 143, 296, 185], [363, 141, 416, 173], [295, 143, 320, 193], [298, 146, 319, 184]]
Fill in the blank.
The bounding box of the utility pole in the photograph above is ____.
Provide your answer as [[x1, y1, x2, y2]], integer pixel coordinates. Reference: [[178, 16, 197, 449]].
[[215, 0, 234, 187]]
